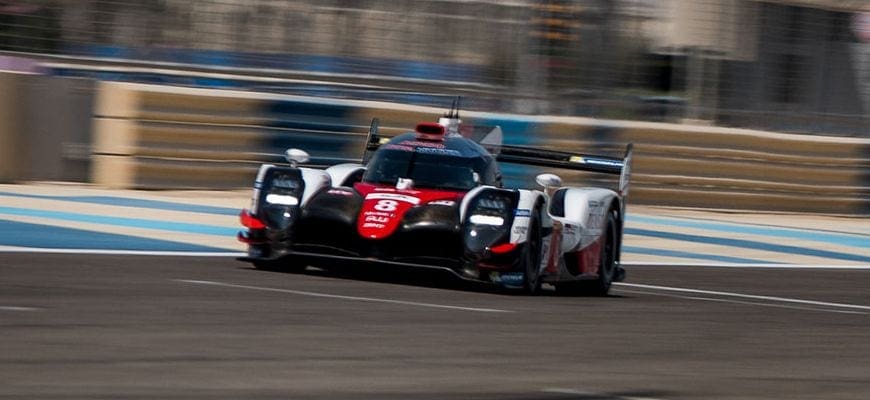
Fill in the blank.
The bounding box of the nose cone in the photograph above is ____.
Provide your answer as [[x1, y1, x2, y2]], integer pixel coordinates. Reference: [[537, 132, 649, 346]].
[[357, 200, 413, 239]]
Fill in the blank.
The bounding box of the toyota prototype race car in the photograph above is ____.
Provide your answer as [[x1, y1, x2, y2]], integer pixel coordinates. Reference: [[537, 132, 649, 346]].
[[238, 104, 633, 295]]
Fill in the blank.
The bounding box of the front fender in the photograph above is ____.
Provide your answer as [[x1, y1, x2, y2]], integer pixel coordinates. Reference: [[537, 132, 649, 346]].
[[510, 189, 548, 244], [249, 164, 331, 215], [325, 163, 365, 187], [298, 167, 331, 206]]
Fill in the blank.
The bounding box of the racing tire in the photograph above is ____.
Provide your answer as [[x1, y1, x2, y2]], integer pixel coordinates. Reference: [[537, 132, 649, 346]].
[[555, 211, 617, 296], [520, 209, 544, 295]]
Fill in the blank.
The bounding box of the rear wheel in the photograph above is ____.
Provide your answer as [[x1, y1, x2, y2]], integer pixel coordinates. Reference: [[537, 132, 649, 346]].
[[520, 210, 543, 295], [555, 211, 617, 296]]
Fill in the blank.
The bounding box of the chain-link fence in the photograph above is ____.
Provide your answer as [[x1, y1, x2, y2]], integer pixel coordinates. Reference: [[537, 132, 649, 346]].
[[1, 0, 867, 136]]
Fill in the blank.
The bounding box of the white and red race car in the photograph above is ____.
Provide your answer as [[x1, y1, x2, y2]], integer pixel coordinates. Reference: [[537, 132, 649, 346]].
[[239, 106, 632, 295]]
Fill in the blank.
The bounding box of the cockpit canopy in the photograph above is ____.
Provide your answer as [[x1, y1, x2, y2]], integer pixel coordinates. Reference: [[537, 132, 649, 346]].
[[361, 132, 501, 191]]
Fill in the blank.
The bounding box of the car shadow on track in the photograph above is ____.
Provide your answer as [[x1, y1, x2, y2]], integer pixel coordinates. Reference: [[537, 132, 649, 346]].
[[241, 261, 628, 299]]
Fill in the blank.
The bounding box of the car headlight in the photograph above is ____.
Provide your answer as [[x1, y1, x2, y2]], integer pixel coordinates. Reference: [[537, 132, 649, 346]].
[[257, 168, 305, 230], [468, 214, 504, 226], [463, 189, 518, 255], [265, 193, 299, 206]]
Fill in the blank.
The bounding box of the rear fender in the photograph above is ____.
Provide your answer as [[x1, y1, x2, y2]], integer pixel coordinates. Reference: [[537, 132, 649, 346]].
[[555, 188, 619, 253]]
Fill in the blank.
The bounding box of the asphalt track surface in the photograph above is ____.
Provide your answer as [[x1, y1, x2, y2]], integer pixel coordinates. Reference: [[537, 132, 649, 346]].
[[2, 253, 869, 400]]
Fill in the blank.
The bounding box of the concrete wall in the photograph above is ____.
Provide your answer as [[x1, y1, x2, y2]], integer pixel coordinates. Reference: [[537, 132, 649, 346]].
[[0, 72, 28, 182], [89, 81, 869, 214], [0, 71, 94, 183]]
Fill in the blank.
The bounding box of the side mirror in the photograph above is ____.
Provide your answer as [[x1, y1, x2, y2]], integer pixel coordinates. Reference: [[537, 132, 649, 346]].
[[535, 173, 562, 189], [284, 148, 310, 167]]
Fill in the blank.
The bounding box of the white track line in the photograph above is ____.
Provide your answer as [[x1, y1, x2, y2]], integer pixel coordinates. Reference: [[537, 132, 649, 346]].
[[3, 247, 869, 269], [0, 247, 244, 257], [622, 262, 870, 269], [175, 279, 514, 313], [615, 288, 866, 315], [615, 283, 870, 312], [0, 306, 40, 311]]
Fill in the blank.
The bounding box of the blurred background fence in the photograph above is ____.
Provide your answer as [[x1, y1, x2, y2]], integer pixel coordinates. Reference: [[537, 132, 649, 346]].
[[0, 0, 868, 136]]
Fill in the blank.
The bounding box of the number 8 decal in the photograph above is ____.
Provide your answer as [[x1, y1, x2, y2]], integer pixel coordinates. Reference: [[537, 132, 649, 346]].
[[374, 199, 399, 212]]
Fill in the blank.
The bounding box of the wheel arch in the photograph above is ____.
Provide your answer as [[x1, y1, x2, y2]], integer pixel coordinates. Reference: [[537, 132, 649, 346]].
[[607, 196, 624, 262]]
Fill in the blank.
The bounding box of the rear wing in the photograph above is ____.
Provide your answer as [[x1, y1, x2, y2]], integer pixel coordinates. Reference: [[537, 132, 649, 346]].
[[497, 144, 633, 196]]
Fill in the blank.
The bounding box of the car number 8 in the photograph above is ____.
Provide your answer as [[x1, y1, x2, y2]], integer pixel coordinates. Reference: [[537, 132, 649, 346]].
[[374, 199, 399, 212]]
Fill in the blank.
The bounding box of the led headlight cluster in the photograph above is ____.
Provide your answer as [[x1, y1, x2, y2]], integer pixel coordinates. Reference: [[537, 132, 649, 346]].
[[257, 168, 305, 230], [463, 189, 518, 255]]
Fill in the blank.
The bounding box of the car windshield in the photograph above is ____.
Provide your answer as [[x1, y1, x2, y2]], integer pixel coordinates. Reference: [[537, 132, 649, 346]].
[[362, 149, 480, 191]]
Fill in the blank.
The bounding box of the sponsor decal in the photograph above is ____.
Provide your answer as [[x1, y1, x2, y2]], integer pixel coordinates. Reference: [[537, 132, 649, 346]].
[[384, 144, 415, 152], [327, 189, 353, 196], [364, 215, 390, 223], [365, 193, 421, 205], [428, 200, 456, 206], [415, 147, 462, 156], [514, 209, 531, 217], [362, 222, 385, 229], [401, 140, 446, 148], [370, 187, 420, 194], [512, 225, 528, 235], [497, 272, 525, 287]]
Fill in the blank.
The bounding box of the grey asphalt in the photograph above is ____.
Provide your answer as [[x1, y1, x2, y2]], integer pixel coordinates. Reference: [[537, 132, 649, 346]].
[[1, 254, 868, 400]]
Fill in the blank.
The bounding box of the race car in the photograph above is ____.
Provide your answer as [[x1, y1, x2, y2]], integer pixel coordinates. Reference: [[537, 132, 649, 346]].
[[238, 105, 632, 295]]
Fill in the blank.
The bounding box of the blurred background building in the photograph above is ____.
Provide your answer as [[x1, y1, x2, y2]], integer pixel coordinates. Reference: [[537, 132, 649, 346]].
[[1, 0, 868, 136]]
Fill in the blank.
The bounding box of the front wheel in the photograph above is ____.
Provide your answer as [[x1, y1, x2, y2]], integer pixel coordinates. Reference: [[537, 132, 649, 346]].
[[520, 210, 543, 295]]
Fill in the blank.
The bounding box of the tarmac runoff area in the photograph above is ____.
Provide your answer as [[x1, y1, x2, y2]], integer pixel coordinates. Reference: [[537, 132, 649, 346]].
[[0, 182, 866, 267], [1, 183, 869, 399]]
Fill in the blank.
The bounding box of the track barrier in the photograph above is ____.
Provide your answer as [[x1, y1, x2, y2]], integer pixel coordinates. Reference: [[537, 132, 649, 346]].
[[91, 82, 869, 214]]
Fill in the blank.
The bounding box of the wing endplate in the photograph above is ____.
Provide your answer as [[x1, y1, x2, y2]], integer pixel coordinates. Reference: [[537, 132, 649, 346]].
[[361, 118, 381, 164]]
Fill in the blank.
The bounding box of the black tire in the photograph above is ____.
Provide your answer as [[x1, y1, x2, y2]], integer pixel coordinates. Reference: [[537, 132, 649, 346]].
[[555, 211, 617, 296], [520, 209, 543, 295]]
